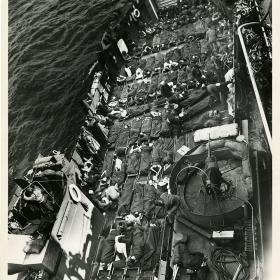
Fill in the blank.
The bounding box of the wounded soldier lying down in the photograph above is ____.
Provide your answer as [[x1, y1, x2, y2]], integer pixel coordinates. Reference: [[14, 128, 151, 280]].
[[100, 224, 146, 269]]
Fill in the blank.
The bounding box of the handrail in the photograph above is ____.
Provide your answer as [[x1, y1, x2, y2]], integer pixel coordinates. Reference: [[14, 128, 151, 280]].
[[237, 22, 272, 152]]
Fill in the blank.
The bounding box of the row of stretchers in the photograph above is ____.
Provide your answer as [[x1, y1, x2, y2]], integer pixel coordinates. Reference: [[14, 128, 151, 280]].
[[91, 1, 235, 279]]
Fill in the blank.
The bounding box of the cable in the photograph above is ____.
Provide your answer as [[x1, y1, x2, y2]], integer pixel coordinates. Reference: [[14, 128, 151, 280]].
[[210, 247, 250, 280], [175, 165, 210, 187]]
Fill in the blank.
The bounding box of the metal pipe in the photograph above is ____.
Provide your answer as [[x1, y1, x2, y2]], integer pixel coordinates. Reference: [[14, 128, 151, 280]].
[[175, 165, 210, 187], [176, 216, 212, 239], [237, 22, 272, 152], [232, 263, 242, 280], [245, 200, 257, 280], [232, 24, 236, 122], [148, 0, 159, 20], [254, 151, 265, 270], [235, 198, 257, 280]]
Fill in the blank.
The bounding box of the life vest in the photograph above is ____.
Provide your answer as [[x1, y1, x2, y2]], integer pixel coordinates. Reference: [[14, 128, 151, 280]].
[[132, 8, 140, 21], [129, 5, 140, 22]]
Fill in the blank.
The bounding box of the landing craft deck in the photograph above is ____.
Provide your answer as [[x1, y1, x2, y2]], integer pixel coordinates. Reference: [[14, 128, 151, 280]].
[[8, 1, 272, 280]]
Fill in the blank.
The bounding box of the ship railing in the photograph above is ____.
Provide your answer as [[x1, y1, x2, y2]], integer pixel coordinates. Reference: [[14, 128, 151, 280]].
[[237, 22, 272, 152]]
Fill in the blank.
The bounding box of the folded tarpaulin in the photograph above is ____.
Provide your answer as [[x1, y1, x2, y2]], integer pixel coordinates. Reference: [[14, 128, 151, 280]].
[[181, 109, 222, 133], [194, 123, 238, 142]]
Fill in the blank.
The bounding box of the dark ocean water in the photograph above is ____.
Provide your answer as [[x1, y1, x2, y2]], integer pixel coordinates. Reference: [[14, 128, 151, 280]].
[[8, 0, 128, 198]]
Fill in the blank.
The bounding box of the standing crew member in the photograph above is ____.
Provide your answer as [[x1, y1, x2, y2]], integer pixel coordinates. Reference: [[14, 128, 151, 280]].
[[156, 192, 181, 222]]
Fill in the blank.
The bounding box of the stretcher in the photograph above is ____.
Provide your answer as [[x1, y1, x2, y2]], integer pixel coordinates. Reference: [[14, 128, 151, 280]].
[[96, 218, 170, 280]]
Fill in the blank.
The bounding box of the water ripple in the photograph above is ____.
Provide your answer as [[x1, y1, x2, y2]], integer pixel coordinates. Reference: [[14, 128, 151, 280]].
[[9, 0, 129, 199]]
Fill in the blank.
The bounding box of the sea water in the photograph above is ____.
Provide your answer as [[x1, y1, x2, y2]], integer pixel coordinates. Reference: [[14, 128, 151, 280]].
[[8, 0, 128, 199]]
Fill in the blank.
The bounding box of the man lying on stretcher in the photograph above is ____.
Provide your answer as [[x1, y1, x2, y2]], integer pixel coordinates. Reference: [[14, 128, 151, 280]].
[[99, 216, 161, 270]]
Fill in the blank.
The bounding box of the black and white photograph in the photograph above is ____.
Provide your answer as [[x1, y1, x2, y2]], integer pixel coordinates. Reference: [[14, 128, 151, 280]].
[[2, 0, 276, 279]]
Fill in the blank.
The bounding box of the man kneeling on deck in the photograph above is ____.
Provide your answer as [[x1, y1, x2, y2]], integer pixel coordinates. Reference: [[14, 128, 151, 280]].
[[202, 153, 232, 198], [156, 191, 181, 223]]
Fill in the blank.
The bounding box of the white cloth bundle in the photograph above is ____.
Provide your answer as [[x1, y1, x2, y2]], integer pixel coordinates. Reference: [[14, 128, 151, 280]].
[[105, 184, 120, 200], [124, 214, 141, 225], [136, 68, 144, 80], [225, 68, 234, 82], [115, 235, 128, 258], [115, 158, 122, 171], [194, 123, 238, 142]]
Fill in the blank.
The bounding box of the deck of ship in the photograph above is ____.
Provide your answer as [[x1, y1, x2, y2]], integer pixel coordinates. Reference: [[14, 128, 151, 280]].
[[86, 1, 246, 279], [8, 1, 272, 279]]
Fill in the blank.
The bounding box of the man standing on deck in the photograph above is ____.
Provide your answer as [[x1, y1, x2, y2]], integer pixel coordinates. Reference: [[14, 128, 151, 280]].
[[202, 148, 232, 198], [205, 24, 217, 51], [206, 82, 231, 110], [160, 80, 173, 98]]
